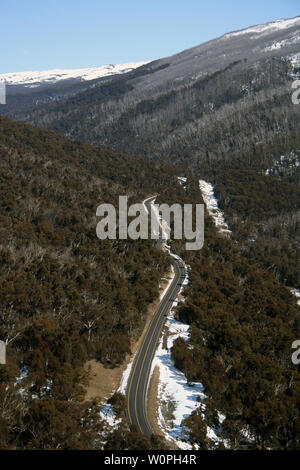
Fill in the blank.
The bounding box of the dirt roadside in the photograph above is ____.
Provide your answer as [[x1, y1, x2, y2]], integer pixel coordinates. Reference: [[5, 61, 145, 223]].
[[84, 269, 174, 403]]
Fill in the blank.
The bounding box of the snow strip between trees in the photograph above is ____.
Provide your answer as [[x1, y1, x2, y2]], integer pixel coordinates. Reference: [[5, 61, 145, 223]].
[[199, 180, 231, 235]]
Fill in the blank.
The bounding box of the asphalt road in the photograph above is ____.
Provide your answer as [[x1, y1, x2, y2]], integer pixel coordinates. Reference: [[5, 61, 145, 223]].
[[126, 196, 186, 438]]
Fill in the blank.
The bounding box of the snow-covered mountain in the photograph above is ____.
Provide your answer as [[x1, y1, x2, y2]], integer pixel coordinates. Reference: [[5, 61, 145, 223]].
[[223, 16, 300, 39], [2, 15, 300, 150], [0, 61, 149, 87]]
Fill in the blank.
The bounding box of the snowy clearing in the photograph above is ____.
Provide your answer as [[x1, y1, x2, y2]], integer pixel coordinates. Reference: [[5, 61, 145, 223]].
[[199, 180, 231, 235]]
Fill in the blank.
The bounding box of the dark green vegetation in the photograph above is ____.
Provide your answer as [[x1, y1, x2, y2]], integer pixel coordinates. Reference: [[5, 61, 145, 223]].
[[1, 18, 300, 450], [168, 179, 300, 449], [213, 169, 300, 290], [0, 116, 171, 449]]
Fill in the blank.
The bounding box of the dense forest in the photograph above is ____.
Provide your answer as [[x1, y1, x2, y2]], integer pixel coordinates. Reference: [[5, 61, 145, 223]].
[[0, 109, 299, 449], [1, 19, 300, 450], [211, 169, 300, 289], [0, 116, 173, 449]]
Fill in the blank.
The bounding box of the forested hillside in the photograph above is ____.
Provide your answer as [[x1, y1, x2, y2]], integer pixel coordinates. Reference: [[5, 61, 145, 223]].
[[1, 16, 300, 451], [0, 116, 173, 449], [212, 169, 300, 289]]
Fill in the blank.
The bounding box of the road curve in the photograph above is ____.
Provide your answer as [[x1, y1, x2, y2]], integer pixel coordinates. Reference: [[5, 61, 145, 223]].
[[126, 196, 186, 438]]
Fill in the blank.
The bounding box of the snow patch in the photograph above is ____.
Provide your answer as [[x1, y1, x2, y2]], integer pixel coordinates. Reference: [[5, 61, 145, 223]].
[[199, 180, 231, 235], [177, 177, 187, 190], [290, 52, 300, 68], [264, 34, 300, 52], [149, 283, 221, 449], [100, 403, 121, 430], [265, 151, 300, 176], [15, 366, 28, 384]]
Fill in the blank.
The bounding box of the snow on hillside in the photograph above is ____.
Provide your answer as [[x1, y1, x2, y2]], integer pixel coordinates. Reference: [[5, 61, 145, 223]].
[[265, 152, 300, 176], [151, 301, 207, 449], [224, 16, 300, 39], [100, 403, 121, 430], [264, 33, 300, 52], [291, 288, 300, 306], [290, 52, 300, 76], [199, 180, 231, 235], [147, 252, 223, 449], [0, 61, 149, 87], [118, 351, 137, 395], [177, 176, 187, 190], [290, 52, 300, 66]]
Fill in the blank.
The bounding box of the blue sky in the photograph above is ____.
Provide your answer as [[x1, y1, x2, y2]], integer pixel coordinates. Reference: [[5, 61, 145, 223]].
[[0, 0, 299, 73]]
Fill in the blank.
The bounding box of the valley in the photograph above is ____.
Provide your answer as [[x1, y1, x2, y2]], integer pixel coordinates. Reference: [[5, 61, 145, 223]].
[[0, 14, 299, 451]]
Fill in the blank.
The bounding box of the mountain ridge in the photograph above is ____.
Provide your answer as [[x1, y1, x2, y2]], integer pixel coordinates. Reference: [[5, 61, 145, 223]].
[[0, 61, 149, 88]]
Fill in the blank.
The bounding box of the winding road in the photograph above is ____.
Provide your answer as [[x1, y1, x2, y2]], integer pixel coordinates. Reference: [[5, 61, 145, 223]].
[[126, 196, 186, 437]]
